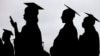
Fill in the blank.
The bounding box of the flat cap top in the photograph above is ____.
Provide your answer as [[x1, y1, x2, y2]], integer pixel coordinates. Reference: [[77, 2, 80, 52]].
[[64, 4, 80, 16], [85, 12, 100, 22], [24, 2, 43, 10]]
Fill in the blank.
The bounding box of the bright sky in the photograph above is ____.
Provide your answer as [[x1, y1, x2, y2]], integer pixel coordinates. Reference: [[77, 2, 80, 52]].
[[0, 0, 100, 52]]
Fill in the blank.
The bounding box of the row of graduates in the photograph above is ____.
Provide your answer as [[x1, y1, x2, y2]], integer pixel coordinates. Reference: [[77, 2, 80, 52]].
[[0, 2, 99, 56], [50, 5, 99, 56]]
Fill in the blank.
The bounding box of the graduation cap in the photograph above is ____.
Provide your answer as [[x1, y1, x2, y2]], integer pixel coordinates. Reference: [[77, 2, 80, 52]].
[[3, 29, 13, 35], [64, 4, 80, 16], [85, 12, 100, 22], [24, 2, 43, 10]]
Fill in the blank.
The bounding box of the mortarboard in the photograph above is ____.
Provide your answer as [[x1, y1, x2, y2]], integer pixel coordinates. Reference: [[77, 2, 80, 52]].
[[85, 12, 100, 22], [24, 2, 43, 10], [64, 4, 80, 16]]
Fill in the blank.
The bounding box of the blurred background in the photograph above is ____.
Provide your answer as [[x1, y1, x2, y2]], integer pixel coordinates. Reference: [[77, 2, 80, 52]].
[[0, 0, 100, 54]]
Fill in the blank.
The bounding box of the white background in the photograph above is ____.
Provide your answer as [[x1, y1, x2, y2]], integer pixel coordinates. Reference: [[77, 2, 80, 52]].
[[0, 0, 100, 53]]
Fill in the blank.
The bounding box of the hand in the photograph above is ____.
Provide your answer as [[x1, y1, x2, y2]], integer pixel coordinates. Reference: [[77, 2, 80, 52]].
[[10, 16, 17, 28]]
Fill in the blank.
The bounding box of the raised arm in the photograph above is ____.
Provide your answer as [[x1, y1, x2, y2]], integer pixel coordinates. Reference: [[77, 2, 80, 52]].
[[10, 16, 19, 37]]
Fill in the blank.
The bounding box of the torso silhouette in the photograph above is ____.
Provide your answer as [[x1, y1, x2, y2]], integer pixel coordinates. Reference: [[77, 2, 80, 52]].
[[2, 29, 14, 56], [79, 13, 99, 56], [15, 8, 42, 56], [11, 3, 49, 56], [79, 27, 99, 56], [51, 23, 78, 56], [50, 6, 79, 56]]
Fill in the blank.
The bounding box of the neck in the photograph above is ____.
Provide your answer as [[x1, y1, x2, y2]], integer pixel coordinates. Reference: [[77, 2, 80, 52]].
[[26, 16, 38, 25], [65, 21, 73, 25], [27, 21, 38, 24], [25, 22, 38, 27], [85, 26, 95, 31]]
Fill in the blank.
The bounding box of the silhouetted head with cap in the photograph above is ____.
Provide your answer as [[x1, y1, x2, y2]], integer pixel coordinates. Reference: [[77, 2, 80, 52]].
[[2, 29, 13, 42], [61, 5, 80, 23], [82, 13, 100, 28], [24, 2, 43, 23]]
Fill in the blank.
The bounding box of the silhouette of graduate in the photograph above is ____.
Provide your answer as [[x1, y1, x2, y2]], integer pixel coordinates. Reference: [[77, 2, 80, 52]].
[[79, 13, 99, 56], [50, 5, 80, 56], [10, 2, 49, 56], [2, 29, 14, 56]]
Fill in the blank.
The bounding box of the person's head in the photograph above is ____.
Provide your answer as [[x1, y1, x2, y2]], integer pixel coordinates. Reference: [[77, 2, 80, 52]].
[[2, 29, 13, 42], [24, 7, 38, 22], [24, 2, 43, 22], [61, 9, 75, 23], [82, 13, 99, 28], [61, 5, 80, 23]]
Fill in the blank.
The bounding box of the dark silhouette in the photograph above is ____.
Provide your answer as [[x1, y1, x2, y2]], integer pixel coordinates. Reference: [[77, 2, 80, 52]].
[[79, 13, 99, 56], [2, 29, 14, 56], [99, 42, 100, 53], [50, 5, 79, 56], [10, 2, 49, 56], [0, 38, 3, 56]]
